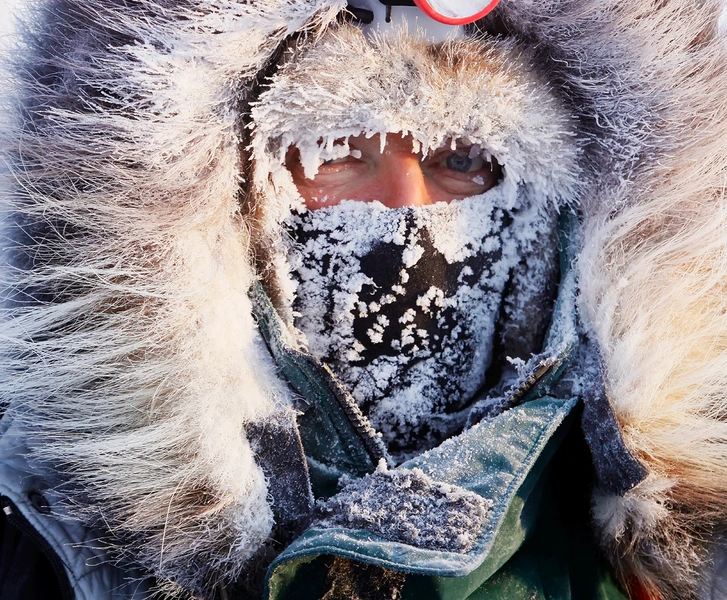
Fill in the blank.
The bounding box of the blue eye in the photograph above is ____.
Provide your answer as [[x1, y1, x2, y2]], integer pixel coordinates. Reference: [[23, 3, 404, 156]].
[[446, 153, 473, 173]]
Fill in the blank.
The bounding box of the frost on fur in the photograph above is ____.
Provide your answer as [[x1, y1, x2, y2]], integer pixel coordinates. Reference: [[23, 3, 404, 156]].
[[0, 0, 343, 595], [562, 0, 727, 596]]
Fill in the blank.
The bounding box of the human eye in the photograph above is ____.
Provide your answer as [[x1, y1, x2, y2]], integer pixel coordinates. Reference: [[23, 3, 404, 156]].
[[441, 150, 486, 173], [316, 144, 366, 170], [285, 141, 372, 209], [423, 144, 502, 198]]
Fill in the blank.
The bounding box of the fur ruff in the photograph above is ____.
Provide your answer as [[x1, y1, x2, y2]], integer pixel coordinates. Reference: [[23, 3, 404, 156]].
[[546, 1, 727, 597], [0, 0, 345, 596], [1, 0, 727, 598]]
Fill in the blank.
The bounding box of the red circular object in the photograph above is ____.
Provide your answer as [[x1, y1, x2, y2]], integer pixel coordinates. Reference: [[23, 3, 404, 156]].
[[629, 578, 662, 600], [413, 0, 501, 25]]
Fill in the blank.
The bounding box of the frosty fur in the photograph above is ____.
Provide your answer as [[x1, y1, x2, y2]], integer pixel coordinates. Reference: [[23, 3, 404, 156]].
[[0, 0, 346, 596], [0, 1, 725, 600], [549, 1, 727, 597]]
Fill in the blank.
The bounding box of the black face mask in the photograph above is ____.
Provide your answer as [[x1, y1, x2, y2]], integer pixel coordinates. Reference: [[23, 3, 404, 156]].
[[285, 195, 521, 458]]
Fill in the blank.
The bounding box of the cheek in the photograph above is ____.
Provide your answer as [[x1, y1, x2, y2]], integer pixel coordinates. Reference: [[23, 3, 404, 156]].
[[291, 175, 327, 207]]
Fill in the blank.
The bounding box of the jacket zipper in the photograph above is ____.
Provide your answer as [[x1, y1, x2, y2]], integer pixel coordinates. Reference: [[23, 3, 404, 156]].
[[1, 496, 75, 600]]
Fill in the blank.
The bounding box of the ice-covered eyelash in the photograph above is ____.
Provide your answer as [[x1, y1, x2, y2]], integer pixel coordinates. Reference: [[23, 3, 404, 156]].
[[428, 143, 493, 163], [293, 134, 497, 179], [320, 149, 362, 166]]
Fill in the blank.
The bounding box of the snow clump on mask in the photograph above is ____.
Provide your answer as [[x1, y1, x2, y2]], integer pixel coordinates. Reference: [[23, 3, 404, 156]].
[[285, 181, 549, 458]]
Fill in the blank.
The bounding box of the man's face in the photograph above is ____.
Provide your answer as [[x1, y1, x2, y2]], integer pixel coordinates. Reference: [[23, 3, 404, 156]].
[[286, 133, 501, 210]]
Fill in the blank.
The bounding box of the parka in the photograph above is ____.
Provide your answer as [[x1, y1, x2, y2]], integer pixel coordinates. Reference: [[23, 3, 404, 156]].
[[1, 0, 727, 599]]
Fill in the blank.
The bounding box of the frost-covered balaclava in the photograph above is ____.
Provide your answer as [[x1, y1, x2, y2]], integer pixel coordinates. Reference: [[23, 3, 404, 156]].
[[251, 26, 580, 457], [286, 188, 546, 456]]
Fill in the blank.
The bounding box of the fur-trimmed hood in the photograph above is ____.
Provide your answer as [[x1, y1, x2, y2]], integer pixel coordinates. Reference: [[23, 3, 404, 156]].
[[1, 0, 727, 598]]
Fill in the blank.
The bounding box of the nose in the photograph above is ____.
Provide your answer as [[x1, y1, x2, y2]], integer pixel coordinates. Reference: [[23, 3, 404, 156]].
[[377, 152, 431, 208]]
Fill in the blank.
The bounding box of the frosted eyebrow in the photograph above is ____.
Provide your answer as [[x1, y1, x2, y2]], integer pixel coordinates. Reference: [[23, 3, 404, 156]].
[[425, 141, 493, 161]]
